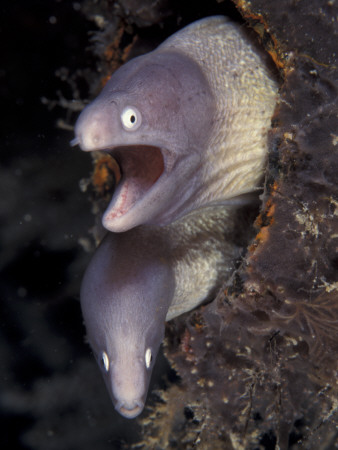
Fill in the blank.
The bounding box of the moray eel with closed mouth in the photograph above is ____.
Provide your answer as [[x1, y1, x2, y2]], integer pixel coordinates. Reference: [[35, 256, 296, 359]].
[[80, 206, 242, 419], [72, 16, 278, 233]]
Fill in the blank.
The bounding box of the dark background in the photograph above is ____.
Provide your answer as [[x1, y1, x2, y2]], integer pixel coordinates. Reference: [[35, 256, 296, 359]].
[[0, 2, 133, 448], [0, 1, 241, 449]]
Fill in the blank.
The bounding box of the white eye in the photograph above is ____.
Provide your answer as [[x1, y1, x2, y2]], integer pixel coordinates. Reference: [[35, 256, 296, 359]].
[[145, 348, 152, 369], [100, 351, 109, 372], [121, 106, 141, 131]]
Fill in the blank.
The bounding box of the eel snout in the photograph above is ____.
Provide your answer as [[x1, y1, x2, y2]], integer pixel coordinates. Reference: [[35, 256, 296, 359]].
[[115, 399, 145, 419]]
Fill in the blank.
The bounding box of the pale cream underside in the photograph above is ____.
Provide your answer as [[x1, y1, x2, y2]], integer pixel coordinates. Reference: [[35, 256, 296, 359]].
[[160, 16, 278, 206], [164, 206, 240, 320]]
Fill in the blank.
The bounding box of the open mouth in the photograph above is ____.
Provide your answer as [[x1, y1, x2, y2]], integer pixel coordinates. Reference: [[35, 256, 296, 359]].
[[103, 145, 165, 221]]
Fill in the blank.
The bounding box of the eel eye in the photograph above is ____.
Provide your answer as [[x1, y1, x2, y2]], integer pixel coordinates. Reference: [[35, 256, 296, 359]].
[[145, 348, 152, 369], [100, 351, 109, 372], [121, 106, 142, 131]]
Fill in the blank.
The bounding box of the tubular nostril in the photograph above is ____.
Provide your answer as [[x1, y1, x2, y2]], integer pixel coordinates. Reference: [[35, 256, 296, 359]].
[[70, 137, 80, 147]]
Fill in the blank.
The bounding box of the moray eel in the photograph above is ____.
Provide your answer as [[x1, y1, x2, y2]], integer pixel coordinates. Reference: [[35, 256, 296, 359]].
[[72, 16, 277, 232], [80, 206, 241, 418]]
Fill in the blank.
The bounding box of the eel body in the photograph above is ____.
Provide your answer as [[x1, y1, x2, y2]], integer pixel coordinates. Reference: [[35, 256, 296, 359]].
[[73, 16, 277, 232], [80, 206, 240, 418], [75, 16, 278, 419]]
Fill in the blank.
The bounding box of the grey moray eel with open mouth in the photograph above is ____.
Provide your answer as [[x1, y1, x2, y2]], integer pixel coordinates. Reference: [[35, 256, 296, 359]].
[[72, 16, 277, 232], [72, 16, 278, 418]]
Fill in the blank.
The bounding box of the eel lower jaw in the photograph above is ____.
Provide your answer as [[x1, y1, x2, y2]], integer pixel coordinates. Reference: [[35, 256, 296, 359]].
[[100, 145, 176, 232], [115, 400, 145, 419]]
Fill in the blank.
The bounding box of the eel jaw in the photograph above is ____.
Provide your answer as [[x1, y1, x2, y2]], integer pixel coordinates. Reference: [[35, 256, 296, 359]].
[[115, 399, 145, 419], [101, 145, 173, 232]]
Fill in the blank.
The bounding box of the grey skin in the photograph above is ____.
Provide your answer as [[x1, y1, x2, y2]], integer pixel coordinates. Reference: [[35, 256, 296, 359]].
[[72, 16, 278, 233], [81, 228, 174, 419], [80, 206, 241, 419]]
